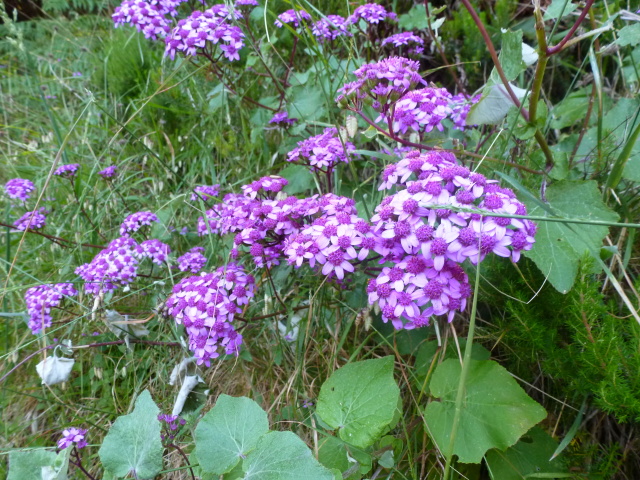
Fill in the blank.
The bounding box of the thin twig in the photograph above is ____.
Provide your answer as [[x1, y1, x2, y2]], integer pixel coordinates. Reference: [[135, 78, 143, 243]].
[[0, 222, 105, 249], [546, 0, 596, 56], [168, 443, 196, 480]]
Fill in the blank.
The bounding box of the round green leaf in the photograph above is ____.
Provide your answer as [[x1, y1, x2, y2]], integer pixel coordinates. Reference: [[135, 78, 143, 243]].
[[424, 359, 547, 464], [241, 431, 334, 480], [485, 427, 570, 479], [194, 394, 269, 475], [98, 390, 163, 479], [8, 449, 58, 480], [524, 180, 619, 294], [316, 356, 400, 449]]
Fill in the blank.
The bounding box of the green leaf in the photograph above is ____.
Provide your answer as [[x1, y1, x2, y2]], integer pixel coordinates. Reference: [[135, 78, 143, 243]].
[[397, 4, 429, 30], [467, 84, 527, 125], [543, 0, 577, 20], [318, 437, 362, 480], [550, 88, 591, 129], [241, 431, 334, 480], [490, 30, 526, 85], [194, 395, 269, 474], [98, 390, 163, 479], [424, 359, 546, 464], [316, 356, 400, 448], [523, 180, 619, 293], [617, 23, 640, 47], [8, 449, 58, 480], [281, 164, 315, 194], [485, 427, 569, 479], [288, 86, 326, 121]]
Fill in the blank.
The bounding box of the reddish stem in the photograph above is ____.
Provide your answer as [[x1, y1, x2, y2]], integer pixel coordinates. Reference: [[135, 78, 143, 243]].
[[546, 0, 596, 56]]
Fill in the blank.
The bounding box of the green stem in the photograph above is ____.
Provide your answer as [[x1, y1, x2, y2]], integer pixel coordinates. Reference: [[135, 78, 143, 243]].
[[529, 6, 548, 125], [605, 115, 640, 194], [442, 245, 482, 479]]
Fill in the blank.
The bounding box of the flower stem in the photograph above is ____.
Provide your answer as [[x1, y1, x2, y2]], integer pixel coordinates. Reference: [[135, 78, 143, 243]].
[[442, 239, 482, 480]]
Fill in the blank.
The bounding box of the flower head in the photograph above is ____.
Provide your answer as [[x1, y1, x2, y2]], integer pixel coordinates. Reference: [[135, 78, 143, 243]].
[[349, 3, 396, 24], [54, 163, 80, 178], [98, 166, 118, 179], [25, 283, 78, 334], [274, 9, 311, 28], [120, 211, 159, 235], [4, 178, 35, 202], [57, 427, 88, 450], [191, 185, 221, 201], [177, 246, 208, 273], [14, 208, 47, 231]]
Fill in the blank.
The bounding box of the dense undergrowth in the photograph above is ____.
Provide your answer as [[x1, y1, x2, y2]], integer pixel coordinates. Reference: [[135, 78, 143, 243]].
[[1, 0, 640, 478]]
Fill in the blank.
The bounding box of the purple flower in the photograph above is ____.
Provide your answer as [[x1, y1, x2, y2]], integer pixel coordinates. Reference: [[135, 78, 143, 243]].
[[98, 166, 118, 179], [75, 236, 140, 294], [135, 239, 171, 264], [177, 246, 208, 273], [164, 265, 255, 366], [113, 0, 182, 40], [54, 163, 80, 178], [25, 283, 78, 334], [119, 211, 159, 235], [381, 32, 424, 48], [57, 427, 88, 450], [236, 0, 258, 5], [240, 176, 288, 199], [4, 178, 35, 202], [349, 3, 396, 24], [365, 149, 536, 328], [269, 111, 297, 126], [191, 185, 221, 201], [14, 208, 47, 231], [390, 87, 453, 134], [274, 9, 311, 28], [449, 93, 481, 130], [312, 15, 351, 42], [165, 7, 245, 61], [287, 127, 356, 171], [336, 57, 425, 112]]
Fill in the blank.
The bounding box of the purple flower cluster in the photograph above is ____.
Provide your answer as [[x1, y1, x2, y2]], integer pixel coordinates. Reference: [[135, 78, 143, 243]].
[[57, 427, 88, 450], [164, 264, 256, 365], [98, 165, 118, 179], [197, 174, 367, 272], [339, 57, 482, 135], [274, 9, 311, 28], [165, 6, 245, 61], [119, 211, 159, 235], [75, 236, 140, 294], [25, 283, 78, 334], [135, 239, 171, 264], [349, 3, 396, 24], [113, 0, 182, 40], [336, 57, 425, 111], [391, 87, 453, 134], [4, 178, 35, 202], [269, 111, 297, 126], [312, 15, 351, 42], [381, 32, 424, 55], [287, 127, 356, 171], [284, 209, 371, 280], [449, 93, 481, 130], [177, 246, 208, 273], [54, 163, 80, 178], [14, 208, 47, 231], [158, 414, 186, 441], [191, 184, 220, 201], [367, 149, 536, 327]]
